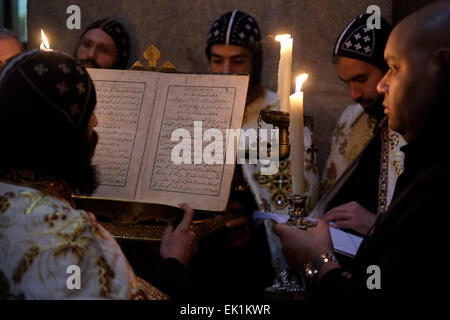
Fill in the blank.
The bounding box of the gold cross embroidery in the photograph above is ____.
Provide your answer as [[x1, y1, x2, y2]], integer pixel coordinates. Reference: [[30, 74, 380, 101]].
[[57, 82, 68, 95], [76, 83, 85, 95]]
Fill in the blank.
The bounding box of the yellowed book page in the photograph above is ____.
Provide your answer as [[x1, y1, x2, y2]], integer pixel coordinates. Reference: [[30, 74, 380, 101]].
[[87, 69, 158, 200], [136, 73, 249, 212]]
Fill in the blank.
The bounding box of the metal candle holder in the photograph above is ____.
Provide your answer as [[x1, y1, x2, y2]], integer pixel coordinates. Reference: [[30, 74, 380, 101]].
[[287, 194, 317, 229], [259, 110, 290, 161]]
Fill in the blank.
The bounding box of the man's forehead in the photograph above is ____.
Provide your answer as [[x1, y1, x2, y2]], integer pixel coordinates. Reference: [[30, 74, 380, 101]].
[[210, 44, 252, 57], [384, 23, 413, 61], [0, 38, 22, 53], [82, 28, 117, 48], [0, 39, 22, 67], [335, 56, 379, 78]]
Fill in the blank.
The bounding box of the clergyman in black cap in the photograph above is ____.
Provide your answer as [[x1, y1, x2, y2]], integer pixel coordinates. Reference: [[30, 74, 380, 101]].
[[0, 50, 197, 299], [75, 18, 130, 69], [317, 13, 406, 246]]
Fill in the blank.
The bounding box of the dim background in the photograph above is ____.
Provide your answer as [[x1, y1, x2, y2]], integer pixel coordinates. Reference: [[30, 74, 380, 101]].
[[1, 0, 437, 172]]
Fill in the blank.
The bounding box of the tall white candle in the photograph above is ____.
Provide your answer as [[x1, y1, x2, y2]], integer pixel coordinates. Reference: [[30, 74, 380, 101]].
[[276, 34, 293, 113], [289, 74, 308, 194]]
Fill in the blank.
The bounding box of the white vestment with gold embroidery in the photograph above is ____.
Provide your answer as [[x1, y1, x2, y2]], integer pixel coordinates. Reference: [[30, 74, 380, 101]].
[[320, 103, 406, 214], [0, 181, 166, 300], [240, 88, 320, 272]]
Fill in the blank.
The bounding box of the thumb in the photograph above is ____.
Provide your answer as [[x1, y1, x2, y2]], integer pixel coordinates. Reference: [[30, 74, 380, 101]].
[[273, 223, 289, 238], [161, 223, 174, 241], [177, 203, 195, 230]]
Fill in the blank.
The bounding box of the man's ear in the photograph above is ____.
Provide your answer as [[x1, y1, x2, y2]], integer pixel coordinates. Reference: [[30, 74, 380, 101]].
[[433, 47, 450, 69]]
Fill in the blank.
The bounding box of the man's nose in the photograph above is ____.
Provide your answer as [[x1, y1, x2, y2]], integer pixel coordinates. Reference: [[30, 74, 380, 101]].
[[349, 83, 363, 101], [92, 113, 98, 127], [87, 47, 97, 60], [377, 75, 389, 95], [222, 60, 231, 74]]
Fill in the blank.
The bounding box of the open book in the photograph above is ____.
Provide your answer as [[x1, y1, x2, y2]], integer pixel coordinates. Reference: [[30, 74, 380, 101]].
[[84, 69, 249, 213]]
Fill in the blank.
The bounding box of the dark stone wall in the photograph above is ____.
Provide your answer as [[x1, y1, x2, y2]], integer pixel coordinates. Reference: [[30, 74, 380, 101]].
[[28, 0, 392, 172]]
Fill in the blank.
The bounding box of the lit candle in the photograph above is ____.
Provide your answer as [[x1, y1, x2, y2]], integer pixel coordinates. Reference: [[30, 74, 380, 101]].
[[40, 29, 53, 51], [275, 34, 293, 112], [289, 73, 308, 194]]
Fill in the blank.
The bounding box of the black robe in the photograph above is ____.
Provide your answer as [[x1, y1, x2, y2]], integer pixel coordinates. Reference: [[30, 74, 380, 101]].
[[317, 142, 450, 301]]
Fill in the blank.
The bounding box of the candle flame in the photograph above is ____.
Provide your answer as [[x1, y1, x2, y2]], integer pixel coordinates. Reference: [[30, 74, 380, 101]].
[[40, 29, 51, 50], [295, 74, 309, 93], [275, 34, 292, 42]]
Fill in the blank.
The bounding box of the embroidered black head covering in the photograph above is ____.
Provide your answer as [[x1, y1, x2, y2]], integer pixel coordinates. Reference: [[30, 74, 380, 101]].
[[333, 13, 392, 72], [80, 18, 130, 69], [0, 50, 96, 132], [0, 50, 98, 194], [205, 10, 262, 87]]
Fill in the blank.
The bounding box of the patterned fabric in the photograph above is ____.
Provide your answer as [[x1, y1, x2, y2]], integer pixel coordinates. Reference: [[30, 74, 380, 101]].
[[0, 50, 96, 131], [333, 13, 392, 72], [81, 18, 130, 69], [320, 103, 406, 211], [241, 88, 319, 214], [0, 178, 167, 300]]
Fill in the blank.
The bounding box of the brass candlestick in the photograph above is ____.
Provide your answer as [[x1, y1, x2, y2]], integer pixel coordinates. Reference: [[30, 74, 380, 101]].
[[287, 194, 317, 229], [259, 110, 290, 161]]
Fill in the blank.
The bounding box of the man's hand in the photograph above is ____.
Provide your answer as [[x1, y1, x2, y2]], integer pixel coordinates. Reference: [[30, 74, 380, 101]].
[[322, 201, 377, 235], [160, 203, 198, 268], [273, 219, 334, 270], [224, 202, 250, 248]]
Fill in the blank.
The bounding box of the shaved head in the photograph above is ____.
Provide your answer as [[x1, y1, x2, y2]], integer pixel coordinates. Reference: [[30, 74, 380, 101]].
[[393, 0, 450, 59], [377, 1, 450, 143], [0, 28, 23, 69]]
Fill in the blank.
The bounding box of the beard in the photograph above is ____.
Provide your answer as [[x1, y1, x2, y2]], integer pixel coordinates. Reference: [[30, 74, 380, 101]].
[[71, 130, 100, 196], [88, 130, 99, 158], [81, 131, 100, 195], [357, 95, 385, 122], [79, 59, 101, 69], [77, 164, 99, 196]]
